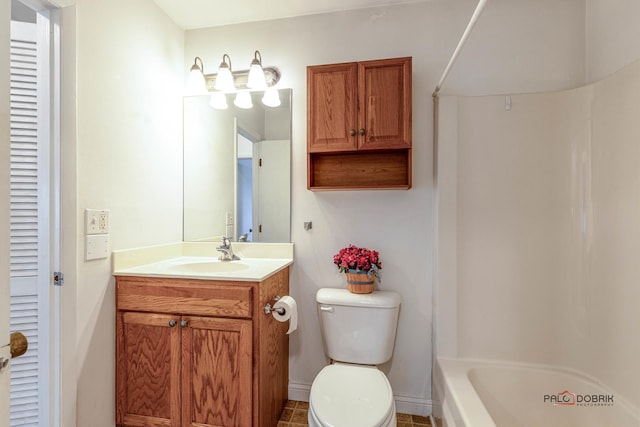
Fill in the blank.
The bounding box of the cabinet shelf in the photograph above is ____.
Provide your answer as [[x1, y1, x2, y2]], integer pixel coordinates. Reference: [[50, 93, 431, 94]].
[[308, 149, 411, 190]]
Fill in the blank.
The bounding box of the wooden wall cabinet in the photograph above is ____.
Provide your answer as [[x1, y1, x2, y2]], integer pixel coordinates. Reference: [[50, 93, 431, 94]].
[[116, 268, 289, 427], [307, 57, 412, 190]]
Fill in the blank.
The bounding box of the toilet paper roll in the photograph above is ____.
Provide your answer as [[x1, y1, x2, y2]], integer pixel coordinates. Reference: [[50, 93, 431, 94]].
[[272, 295, 298, 334]]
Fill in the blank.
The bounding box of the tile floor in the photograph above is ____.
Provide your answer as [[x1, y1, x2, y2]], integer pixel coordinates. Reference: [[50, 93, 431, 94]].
[[278, 400, 433, 426]]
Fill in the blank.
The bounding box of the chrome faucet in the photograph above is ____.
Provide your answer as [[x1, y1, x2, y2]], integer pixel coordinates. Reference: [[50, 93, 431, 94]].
[[217, 236, 240, 261]]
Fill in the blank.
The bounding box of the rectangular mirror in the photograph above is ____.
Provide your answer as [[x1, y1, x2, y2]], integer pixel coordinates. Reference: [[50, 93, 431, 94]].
[[183, 89, 291, 243]]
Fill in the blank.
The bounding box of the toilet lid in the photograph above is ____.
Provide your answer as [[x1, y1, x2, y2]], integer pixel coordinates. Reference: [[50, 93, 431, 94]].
[[309, 363, 394, 427]]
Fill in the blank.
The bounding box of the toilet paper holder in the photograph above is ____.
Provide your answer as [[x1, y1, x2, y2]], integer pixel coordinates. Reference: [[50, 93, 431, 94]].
[[264, 295, 286, 316]]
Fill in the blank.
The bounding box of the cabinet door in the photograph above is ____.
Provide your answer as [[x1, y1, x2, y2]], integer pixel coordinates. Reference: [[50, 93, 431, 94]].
[[307, 62, 358, 152], [117, 312, 181, 427], [181, 316, 252, 427], [358, 57, 412, 150]]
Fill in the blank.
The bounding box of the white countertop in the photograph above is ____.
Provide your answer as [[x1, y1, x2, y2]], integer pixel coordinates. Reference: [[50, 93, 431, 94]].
[[112, 242, 294, 282]]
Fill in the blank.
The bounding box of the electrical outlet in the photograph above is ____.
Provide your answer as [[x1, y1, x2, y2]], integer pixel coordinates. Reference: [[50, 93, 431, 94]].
[[85, 209, 109, 235], [98, 211, 109, 233]]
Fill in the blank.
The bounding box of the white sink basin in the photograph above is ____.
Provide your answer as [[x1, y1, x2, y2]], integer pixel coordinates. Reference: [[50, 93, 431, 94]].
[[114, 248, 294, 281], [168, 259, 250, 274]]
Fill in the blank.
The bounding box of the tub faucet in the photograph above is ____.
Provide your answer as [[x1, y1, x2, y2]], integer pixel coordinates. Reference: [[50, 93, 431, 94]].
[[217, 236, 240, 261]]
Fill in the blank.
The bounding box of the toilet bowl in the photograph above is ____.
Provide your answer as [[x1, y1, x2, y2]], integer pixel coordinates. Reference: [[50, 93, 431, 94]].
[[309, 288, 401, 427], [308, 363, 396, 427]]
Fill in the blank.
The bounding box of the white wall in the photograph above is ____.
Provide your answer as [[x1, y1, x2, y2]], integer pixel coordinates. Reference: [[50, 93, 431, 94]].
[[445, 0, 586, 95], [586, 0, 640, 82], [455, 88, 590, 364], [183, 96, 236, 241], [183, 95, 270, 241], [185, 0, 587, 413], [583, 61, 640, 407], [60, 7, 78, 427], [265, 107, 290, 140], [68, 0, 185, 425]]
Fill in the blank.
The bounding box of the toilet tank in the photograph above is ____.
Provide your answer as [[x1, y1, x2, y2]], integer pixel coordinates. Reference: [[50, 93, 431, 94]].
[[316, 288, 401, 365]]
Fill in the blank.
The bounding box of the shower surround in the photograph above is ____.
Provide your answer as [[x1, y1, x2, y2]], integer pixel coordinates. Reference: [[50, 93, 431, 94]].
[[433, 58, 640, 420]]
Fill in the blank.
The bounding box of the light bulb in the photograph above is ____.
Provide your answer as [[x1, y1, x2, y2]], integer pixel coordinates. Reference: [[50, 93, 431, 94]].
[[234, 92, 253, 109], [209, 92, 228, 109], [261, 88, 281, 107], [215, 67, 234, 92], [214, 54, 235, 92], [247, 51, 267, 90], [186, 57, 207, 95]]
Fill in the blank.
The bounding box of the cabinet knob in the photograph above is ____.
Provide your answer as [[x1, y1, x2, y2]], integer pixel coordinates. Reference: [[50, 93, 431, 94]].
[[180, 320, 188, 328], [349, 129, 356, 136], [359, 128, 365, 136], [168, 320, 177, 327]]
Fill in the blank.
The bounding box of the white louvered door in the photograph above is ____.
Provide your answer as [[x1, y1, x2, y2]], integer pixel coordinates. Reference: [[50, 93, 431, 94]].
[[9, 17, 50, 427]]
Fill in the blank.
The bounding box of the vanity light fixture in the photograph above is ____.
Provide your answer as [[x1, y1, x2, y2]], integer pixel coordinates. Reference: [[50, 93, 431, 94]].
[[214, 54, 235, 92], [247, 50, 268, 90], [187, 53, 281, 92], [261, 87, 281, 107], [234, 91, 253, 109], [211, 89, 278, 110], [209, 92, 228, 109], [186, 57, 207, 95], [187, 52, 282, 110]]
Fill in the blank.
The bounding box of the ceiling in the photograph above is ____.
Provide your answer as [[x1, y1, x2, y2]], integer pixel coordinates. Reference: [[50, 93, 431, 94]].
[[153, 0, 428, 30]]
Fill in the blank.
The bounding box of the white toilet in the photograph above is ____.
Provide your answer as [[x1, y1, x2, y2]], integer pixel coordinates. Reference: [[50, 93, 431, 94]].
[[308, 288, 402, 427]]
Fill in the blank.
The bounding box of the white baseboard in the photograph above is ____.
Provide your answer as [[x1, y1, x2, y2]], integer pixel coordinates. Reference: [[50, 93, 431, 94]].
[[288, 382, 433, 416], [394, 394, 433, 417], [431, 399, 443, 419], [288, 381, 312, 402]]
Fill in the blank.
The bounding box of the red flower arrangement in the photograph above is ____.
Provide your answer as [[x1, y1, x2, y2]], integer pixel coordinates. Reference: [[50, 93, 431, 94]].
[[333, 245, 382, 281]]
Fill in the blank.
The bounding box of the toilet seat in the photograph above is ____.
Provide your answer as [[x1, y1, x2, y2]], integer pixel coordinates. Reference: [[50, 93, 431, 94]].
[[309, 363, 396, 427]]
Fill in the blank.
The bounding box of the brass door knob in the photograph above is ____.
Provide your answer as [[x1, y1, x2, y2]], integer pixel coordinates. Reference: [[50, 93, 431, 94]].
[[10, 332, 28, 359]]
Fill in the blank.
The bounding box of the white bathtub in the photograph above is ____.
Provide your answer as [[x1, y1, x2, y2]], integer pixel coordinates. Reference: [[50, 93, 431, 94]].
[[434, 358, 640, 427]]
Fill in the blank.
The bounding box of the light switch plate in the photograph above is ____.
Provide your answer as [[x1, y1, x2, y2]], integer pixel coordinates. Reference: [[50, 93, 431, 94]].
[[86, 234, 109, 261], [85, 209, 110, 235]]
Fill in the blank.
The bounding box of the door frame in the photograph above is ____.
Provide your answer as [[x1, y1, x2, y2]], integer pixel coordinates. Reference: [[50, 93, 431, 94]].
[[1, 1, 13, 426]]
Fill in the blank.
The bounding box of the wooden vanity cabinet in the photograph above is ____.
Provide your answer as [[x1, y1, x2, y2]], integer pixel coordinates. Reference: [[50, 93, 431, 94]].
[[307, 57, 412, 190], [115, 268, 290, 427]]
